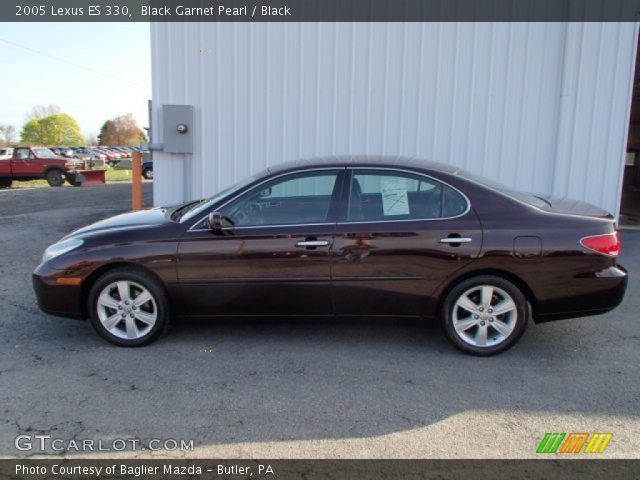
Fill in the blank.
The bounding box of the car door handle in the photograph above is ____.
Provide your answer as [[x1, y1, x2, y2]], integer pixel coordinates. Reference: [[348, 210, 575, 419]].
[[439, 237, 472, 244], [296, 240, 329, 247]]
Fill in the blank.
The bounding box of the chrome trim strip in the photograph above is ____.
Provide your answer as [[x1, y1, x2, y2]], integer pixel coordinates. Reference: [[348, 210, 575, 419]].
[[187, 165, 472, 232]]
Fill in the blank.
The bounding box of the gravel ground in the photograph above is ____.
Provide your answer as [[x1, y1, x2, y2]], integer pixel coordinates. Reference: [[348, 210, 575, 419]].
[[0, 183, 638, 459]]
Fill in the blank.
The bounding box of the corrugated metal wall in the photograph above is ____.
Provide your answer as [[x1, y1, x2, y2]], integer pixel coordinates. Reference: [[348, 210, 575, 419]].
[[151, 22, 638, 216]]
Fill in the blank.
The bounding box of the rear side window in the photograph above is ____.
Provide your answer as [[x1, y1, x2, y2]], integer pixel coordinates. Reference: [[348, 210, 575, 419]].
[[347, 170, 467, 222]]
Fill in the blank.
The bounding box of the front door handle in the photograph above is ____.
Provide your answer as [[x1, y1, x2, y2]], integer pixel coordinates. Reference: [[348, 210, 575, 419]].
[[439, 237, 472, 244], [296, 240, 329, 247]]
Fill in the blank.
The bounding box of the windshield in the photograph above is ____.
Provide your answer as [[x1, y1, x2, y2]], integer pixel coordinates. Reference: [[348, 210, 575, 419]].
[[459, 170, 550, 208], [178, 169, 267, 223], [32, 148, 58, 159]]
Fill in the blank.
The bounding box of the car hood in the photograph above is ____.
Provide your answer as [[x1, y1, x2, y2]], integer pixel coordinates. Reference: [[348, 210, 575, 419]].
[[65, 208, 169, 239]]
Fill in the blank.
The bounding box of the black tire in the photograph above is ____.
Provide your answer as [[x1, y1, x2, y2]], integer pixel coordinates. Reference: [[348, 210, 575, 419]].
[[441, 275, 528, 356], [87, 267, 171, 347], [142, 168, 153, 180], [46, 169, 64, 187], [0, 178, 12, 188]]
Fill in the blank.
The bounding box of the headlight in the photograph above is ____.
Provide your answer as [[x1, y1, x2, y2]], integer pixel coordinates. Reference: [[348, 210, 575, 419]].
[[42, 238, 84, 263]]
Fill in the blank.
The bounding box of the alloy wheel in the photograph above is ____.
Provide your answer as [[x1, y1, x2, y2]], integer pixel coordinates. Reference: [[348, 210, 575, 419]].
[[96, 280, 157, 340], [451, 284, 518, 348]]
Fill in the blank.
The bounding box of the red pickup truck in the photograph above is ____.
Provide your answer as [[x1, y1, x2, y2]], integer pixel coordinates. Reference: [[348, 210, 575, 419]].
[[0, 146, 86, 188]]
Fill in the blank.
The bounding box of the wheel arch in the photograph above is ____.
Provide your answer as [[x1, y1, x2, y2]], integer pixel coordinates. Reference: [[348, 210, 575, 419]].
[[42, 165, 67, 179], [436, 268, 538, 319], [81, 261, 173, 319], [43, 166, 65, 176]]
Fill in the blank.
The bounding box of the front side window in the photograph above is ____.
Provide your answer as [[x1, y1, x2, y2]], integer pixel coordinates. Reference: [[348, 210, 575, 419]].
[[347, 170, 467, 221], [220, 170, 340, 227]]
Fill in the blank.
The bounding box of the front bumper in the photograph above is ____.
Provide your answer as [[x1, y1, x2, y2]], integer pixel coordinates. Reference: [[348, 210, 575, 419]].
[[32, 270, 85, 320]]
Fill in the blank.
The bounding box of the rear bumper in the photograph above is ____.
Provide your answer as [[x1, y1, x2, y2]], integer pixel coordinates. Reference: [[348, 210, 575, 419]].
[[32, 271, 85, 320], [535, 265, 628, 323]]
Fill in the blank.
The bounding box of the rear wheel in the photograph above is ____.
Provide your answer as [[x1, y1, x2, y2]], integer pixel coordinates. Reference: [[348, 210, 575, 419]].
[[0, 178, 12, 188], [88, 267, 170, 347], [441, 275, 528, 356], [142, 167, 153, 179], [46, 169, 64, 187]]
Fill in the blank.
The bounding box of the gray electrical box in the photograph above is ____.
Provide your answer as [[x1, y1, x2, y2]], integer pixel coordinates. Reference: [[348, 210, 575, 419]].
[[162, 105, 194, 154]]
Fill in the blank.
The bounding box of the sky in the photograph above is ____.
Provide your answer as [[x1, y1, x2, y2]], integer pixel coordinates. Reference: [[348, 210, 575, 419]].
[[0, 23, 151, 139]]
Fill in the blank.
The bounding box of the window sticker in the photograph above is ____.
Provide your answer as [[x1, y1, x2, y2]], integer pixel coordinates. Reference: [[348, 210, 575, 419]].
[[381, 177, 410, 216]]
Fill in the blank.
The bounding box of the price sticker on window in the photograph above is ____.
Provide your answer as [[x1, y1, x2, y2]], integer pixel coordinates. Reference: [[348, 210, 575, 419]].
[[381, 177, 410, 216]]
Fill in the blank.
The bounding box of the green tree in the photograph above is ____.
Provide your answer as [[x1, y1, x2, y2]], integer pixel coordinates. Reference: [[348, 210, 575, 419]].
[[20, 113, 87, 146], [98, 114, 147, 146]]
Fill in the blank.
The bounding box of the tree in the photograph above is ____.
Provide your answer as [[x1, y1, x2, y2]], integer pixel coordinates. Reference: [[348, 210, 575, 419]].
[[98, 114, 147, 146], [27, 104, 61, 121], [0, 124, 18, 146], [20, 113, 87, 146]]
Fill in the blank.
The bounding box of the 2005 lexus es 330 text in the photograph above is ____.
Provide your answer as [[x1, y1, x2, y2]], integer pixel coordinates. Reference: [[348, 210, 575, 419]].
[[33, 156, 627, 355]]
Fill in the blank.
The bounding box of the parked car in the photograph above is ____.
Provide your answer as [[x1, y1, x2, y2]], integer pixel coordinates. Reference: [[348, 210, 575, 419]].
[[51, 146, 74, 158], [86, 148, 107, 162], [0, 146, 85, 187], [0, 147, 13, 160], [141, 160, 153, 179], [96, 147, 121, 166], [72, 148, 93, 162], [112, 147, 131, 158], [33, 156, 627, 354]]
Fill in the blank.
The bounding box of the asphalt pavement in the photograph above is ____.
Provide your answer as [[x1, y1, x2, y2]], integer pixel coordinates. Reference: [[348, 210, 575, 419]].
[[0, 183, 638, 458]]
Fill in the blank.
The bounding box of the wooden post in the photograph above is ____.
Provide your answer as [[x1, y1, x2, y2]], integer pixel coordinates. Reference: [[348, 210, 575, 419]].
[[132, 152, 143, 211]]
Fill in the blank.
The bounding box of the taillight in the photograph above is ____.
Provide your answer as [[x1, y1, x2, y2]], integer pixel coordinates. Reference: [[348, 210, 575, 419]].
[[580, 232, 621, 257]]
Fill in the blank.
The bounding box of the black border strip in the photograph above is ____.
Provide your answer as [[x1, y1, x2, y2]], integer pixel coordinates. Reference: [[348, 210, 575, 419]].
[[3, 0, 640, 22], [2, 459, 640, 480]]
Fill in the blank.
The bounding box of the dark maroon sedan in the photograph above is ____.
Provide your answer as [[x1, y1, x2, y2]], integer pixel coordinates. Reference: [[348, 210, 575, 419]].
[[33, 156, 627, 355]]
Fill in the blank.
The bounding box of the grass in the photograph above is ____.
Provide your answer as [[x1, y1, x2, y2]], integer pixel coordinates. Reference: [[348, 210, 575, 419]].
[[10, 166, 145, 189]]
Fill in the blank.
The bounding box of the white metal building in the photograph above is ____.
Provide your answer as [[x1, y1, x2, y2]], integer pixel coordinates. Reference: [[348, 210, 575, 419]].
[[150, 22, 639, 217]]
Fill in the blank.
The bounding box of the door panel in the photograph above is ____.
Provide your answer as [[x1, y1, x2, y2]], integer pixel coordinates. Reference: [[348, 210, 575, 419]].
[[14, 148, 39, 176], [176, 168, 345, 317], [177, 226, 335, 316], [332, 217, 482, 316], [331, 168, 482, 317]]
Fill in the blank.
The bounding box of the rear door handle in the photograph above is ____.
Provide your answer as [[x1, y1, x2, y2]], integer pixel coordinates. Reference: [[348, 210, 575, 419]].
[[296, 240, 329, 247], [439, 237, 472, 244]]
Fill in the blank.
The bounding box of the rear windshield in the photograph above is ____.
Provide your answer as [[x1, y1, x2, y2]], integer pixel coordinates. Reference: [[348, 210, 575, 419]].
[[459, 170, 550, 209]]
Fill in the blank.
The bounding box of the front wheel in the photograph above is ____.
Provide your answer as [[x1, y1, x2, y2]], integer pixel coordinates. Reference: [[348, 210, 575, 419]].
[[46, 169, 64, 187], [142, 167, 153, 179], [441, 275, 528, 356], [88, 267, 170, 346], [0, 178, 12, 188]]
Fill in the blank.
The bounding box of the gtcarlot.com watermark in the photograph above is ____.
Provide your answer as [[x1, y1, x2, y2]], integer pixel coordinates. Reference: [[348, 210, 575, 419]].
[[15, 434, 194, 453]]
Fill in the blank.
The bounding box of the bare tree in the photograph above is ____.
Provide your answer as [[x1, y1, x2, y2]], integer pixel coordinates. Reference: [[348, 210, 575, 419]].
[[27, 104, 62, 121], [0, 124, 18, 146]]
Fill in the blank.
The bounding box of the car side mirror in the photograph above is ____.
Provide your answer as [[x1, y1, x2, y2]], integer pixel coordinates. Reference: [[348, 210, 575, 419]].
[[207, 211, 223, 232]]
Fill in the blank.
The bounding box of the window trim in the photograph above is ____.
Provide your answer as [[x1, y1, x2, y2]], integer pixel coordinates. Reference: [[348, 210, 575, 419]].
[[188, 167, 346, 232], [339, 167, 471, 224], [188, 166, 470, 232]]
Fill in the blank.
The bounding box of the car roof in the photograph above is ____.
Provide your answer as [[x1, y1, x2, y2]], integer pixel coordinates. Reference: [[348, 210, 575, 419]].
[[265, 155, 460, 176]]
